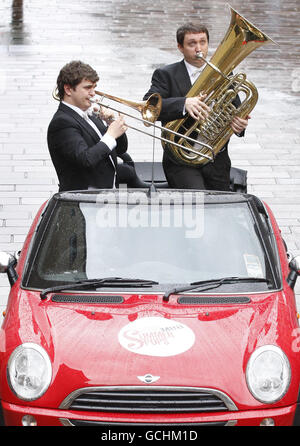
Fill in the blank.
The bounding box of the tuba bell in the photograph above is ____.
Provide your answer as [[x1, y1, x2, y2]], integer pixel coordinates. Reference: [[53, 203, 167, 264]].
[[161, 5, 275, 166]]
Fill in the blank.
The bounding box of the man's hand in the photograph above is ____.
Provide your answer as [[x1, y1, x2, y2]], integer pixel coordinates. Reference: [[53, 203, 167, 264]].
[[97, 105, 115, 125], [231, 115, 251, 134], [106, 114, 128, 139], [185, 94, 210, 120], [91, 101, 116, 125]]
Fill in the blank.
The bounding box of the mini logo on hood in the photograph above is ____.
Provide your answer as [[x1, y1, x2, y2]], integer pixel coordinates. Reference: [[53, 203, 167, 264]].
[[137, 374, 160, 384]]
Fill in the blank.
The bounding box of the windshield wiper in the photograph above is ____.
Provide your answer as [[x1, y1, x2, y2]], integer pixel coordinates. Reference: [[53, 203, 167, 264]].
[[163, 276, 270, 302], [40, 277, 159, 300]]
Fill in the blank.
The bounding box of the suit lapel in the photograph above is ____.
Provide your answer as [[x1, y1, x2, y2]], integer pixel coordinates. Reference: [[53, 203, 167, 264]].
[[88, 114, 117, 167], [58, 103, 118, 172], [59, 103, 104, 142], [89, 113, 107, 135], [174, 60, 192, 96]]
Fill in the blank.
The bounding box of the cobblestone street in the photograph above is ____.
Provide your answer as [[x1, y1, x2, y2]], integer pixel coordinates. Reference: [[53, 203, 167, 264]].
[[0, 0, 300, 311]]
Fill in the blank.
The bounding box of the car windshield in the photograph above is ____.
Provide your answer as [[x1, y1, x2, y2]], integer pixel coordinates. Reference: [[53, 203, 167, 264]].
[[24, 193, 277, 292]]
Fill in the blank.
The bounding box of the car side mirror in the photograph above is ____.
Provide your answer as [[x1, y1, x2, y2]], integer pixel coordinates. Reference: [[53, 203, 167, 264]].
[[287, 255, 300, 289], [0, 252, 18, 286]]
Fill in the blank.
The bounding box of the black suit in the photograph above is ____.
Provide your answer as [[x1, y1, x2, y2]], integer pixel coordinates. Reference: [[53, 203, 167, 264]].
[[47, 103, 128, 192], [144, 60, 243, 190]]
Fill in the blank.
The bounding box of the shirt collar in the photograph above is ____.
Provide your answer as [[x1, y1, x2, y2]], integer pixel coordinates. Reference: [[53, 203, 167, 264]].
[[184, 60, 205, 78], [62, 101, 90, 118]]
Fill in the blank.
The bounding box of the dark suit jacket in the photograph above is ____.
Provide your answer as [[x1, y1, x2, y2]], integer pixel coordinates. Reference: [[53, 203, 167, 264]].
[[47, 103, 128, 191], [144, 60, 191, 125], [144, 60, 244, 161]]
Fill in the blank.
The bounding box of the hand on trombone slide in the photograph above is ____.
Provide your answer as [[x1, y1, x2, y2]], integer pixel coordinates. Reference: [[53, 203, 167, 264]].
[[106, 114, 128, 139]]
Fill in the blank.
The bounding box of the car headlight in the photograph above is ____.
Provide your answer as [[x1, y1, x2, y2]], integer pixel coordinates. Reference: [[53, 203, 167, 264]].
[[246, 345, 291, 404], [7, 343, 52, 401]]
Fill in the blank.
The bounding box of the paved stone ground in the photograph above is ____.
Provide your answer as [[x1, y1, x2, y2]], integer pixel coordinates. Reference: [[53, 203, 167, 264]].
[[0, 0, 300, 313]]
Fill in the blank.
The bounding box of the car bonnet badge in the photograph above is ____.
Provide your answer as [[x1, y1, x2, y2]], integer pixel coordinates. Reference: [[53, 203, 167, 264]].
[[137, 374, 160, 384]]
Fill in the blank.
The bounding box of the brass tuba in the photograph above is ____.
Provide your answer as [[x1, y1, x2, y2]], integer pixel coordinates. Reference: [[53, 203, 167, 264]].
[[162, 5, 275, 166]]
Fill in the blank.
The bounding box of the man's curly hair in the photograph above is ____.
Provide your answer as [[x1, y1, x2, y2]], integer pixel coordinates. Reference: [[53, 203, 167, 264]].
[[56, 60, 99, 100]]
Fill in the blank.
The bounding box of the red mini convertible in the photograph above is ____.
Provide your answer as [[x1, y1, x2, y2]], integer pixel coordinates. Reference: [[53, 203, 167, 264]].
[[0, 188, 300, 427]]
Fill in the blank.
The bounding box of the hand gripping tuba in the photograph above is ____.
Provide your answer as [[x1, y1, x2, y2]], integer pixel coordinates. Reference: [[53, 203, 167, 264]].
[[162, 5, 275, 167]]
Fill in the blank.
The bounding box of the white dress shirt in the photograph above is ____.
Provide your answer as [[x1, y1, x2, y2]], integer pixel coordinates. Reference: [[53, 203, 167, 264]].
[[182, 60, 206, 115], [184, 60, 206, 85]]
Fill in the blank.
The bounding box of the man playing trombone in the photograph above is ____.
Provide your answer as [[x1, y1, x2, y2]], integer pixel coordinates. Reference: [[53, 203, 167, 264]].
[[143, 23, 250, 191], [48, 60, 135, 192]]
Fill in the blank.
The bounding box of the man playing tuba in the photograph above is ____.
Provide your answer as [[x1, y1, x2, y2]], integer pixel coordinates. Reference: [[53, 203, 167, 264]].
[[143, 22, 250, 191]]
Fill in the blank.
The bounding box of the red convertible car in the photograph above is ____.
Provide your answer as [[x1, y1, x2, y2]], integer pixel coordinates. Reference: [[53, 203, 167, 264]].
[[0, 188, 300, 427]]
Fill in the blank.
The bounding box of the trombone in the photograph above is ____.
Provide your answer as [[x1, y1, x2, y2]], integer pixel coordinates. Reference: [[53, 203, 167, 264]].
[[52, 88, 215, 162]]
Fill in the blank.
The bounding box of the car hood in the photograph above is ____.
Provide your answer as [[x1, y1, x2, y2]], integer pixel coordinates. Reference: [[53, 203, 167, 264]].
[[26, 290, 291, 408], [9, 289, 294, 409]]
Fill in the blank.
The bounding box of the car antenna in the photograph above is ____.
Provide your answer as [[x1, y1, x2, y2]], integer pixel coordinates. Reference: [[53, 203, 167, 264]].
[[147, 126, 158, 196]]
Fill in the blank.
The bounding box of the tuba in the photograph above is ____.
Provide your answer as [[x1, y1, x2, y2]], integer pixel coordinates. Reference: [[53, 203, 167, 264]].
[[162, 5, 275, 166]]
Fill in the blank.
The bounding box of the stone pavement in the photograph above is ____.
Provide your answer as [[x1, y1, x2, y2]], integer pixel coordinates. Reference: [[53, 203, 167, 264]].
[[0, 0, 299, 313]]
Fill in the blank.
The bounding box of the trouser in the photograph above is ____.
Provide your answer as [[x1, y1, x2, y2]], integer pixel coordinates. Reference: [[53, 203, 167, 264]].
[[162, 147, 231, 191]]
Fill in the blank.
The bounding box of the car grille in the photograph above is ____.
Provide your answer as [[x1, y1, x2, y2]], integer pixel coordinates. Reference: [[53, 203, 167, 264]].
[[60, 419, 235, 426], [60, 386, 237, 413]]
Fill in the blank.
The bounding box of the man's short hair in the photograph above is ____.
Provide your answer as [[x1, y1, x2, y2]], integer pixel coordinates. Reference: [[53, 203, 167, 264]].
[[176, 23, 209, 46], [56, 60, 99, 100]]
